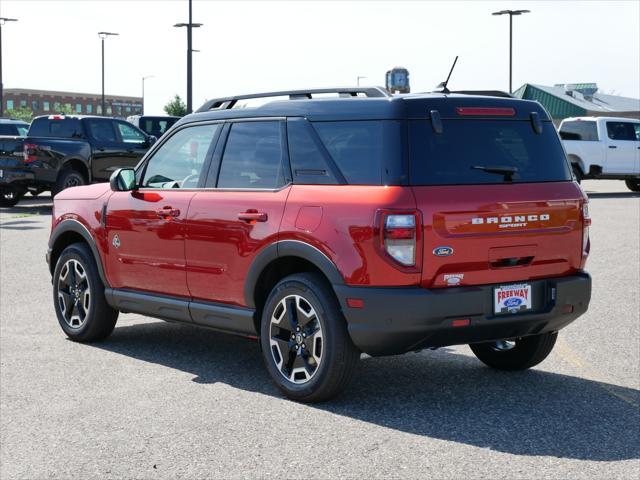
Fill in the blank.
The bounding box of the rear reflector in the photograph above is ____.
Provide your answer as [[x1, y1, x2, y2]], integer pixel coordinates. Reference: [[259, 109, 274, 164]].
[[346, 298, 364, 309], [562, 305, 574, 314], [456, 107, 516, 116], [452, 319, 470, 327]]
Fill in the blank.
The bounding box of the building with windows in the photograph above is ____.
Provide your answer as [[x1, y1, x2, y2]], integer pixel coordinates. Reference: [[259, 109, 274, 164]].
[[3, 88, 142, 118], [513, 83, 640, 124]]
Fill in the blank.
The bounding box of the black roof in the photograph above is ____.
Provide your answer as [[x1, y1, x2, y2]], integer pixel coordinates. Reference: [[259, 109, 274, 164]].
[[177, 88, 550, 127]]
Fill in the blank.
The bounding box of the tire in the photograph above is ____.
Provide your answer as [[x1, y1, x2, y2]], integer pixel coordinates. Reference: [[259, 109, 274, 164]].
[[469, 332, 558, 371], [625, 179, 640, 192], [0, 188, 23, 208], [572, 165, 583, 184], [52, 168, 86, 197], [260, 272, 360, 403], [52, 243, 118, 342]]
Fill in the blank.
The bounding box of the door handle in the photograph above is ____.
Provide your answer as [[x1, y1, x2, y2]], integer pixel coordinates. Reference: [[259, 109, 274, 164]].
[[156, 207, 181, 219], [238, 211, 268, 222], [609, 145, 617, 149]]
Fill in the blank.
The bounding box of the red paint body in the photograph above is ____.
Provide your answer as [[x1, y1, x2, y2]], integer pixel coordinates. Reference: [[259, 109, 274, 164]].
[[51, 179, 588, 308]]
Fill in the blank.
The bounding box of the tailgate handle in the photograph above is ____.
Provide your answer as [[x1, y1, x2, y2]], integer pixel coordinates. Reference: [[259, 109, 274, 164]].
[[490, 256, 534, 268]]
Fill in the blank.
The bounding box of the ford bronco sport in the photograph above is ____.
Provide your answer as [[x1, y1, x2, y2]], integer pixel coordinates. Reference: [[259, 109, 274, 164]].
[[48, 87, 592, 402]]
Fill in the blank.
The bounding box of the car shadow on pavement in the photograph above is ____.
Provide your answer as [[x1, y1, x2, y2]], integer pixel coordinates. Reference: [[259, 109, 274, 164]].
[[93, 320, 640, 462], [0, 199, 52, 217]]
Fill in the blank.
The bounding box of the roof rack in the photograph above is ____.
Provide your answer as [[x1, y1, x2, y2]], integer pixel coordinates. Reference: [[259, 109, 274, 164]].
[[196, 86, 391, 112]]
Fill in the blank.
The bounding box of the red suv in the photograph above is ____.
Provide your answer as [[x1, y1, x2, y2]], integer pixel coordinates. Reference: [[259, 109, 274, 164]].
[[48, 87, 592, 402]]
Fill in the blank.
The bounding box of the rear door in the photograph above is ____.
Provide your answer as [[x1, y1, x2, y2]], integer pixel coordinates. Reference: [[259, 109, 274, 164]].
[[185, 120, 291, 306], [604, 121, 638, 174], [409, 115, 585, 289], [105, 123, 221, 297]]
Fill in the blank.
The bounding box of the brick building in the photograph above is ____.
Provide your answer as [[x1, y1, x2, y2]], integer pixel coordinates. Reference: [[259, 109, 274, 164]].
[[4, 88, 142, 118]]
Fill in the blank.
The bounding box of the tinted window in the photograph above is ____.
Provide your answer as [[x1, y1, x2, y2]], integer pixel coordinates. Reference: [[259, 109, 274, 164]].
[[85, 119, 117, 143], [634, 124, 640, 141], [559, 121, 598, 141], [409, 120, 571, 185], [287, 119, 338, 185], [312, 121, 402, 185], [606, 122, 638, 141], [142, 124, 220, 189], [28, 117, 83, 138], [141, 117, 179, 137], [117, 122, 146, 143], [217, 122, 286, 189]]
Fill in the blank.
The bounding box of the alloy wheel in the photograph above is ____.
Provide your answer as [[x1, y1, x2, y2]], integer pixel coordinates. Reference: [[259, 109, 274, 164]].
[[57, 259, 91, 328], [491, 340, 517, 351], [269, 294, 324, 384]]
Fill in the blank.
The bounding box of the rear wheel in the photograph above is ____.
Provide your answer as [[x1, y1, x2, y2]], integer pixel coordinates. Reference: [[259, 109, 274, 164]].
[[0, 188, 23, 208], [53, 243, 118, 342], [53, 168, 85, 197], [260, 273, 360, 403], [469, 332, 558, 370], [625, 179, 640, 192]]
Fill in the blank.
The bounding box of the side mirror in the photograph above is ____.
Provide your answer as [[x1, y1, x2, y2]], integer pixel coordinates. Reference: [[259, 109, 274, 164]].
[[147, 135, 157, 146], [110, 168, 137, 192]]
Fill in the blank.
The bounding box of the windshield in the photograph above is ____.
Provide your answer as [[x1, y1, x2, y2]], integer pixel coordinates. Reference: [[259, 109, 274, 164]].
[[409, 119, 572, 185]]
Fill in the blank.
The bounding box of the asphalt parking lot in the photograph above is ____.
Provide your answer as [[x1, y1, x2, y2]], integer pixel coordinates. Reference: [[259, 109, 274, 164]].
[[1, 180, 638, 479]]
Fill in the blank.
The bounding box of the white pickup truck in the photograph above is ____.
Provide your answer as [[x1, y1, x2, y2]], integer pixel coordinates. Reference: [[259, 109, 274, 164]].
[[559, 117, 640, 191]]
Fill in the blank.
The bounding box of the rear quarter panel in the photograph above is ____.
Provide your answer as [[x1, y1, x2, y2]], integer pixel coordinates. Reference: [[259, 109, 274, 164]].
[[28, 137, 91, 183]]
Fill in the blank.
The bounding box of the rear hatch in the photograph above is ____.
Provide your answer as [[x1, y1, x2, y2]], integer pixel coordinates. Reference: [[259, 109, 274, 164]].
[[408, 100, 587, 288]]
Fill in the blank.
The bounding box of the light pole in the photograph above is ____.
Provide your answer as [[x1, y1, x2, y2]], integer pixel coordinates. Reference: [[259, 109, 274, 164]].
[[357, 76, 366, 86], [0, 17, 18, 118], [174, 0, 202, 114], [98, 31, 118, 116], [492, 9, 530, 94], [142, 75, 154, 115]]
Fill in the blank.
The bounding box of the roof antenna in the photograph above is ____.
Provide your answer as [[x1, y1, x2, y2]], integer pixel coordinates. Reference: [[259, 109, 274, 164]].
[[435, 56, 458, 94]]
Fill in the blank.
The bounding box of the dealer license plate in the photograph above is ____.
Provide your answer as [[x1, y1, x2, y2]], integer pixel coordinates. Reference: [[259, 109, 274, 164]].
[[494, 283, 532, 314]]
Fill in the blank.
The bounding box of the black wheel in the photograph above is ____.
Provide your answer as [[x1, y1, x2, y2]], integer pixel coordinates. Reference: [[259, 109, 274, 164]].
[[625, 179, 640, 192], [260, 272, 360, 403], [53, 243, 118, 342], [53, 168, 85, 197], [572, 165, 583, 184], [0, 188, 23, 208], [469, 332, 558, 371]]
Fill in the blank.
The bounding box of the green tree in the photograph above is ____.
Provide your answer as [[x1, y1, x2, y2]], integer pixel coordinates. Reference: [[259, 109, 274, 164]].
[[5, 107, 34, 122], [163, 94, 187, 117]]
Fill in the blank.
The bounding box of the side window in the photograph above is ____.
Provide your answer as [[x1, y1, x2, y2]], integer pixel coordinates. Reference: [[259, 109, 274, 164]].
[[606, 122, 637, 141], [86, 119, 117, 143], [141, 124, 220, 189], [559, 121, 598, 141], [634, 124, 640, 141], [117, 122, 146, 143], [217, 121, 287, 189], [287, 119, 339, 185]]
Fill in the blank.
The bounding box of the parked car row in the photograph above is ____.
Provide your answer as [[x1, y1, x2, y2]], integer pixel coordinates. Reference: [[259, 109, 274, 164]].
[[0, 114, 178, 207]]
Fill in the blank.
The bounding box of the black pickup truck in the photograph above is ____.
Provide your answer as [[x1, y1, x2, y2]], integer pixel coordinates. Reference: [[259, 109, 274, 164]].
[[0, 115, 155, 207]]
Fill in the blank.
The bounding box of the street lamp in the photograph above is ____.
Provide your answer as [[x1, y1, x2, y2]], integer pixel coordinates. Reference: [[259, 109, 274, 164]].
[[492, 9, 530, 94], [357, 76, 367, 86], [0, 17, 18, 118], [98, 31, 119, 116], [174, 0, 203, 114], [142, 75, 154, 115]]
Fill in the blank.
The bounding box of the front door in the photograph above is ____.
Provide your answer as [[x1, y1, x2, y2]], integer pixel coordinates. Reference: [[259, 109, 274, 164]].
[[84, 118, 122, 181], [186, 120, 291, 306], [105, 123, 222, 298], [114, 120, 151, 168]]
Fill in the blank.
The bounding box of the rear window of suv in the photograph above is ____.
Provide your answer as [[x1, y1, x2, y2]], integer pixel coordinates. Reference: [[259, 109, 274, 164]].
[[28, 117, 83, 138], [409, 120, 571, 185]]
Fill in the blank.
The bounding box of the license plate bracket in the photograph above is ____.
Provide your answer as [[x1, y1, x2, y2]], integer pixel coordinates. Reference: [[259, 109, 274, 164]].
[[494, 283, 532, 315]]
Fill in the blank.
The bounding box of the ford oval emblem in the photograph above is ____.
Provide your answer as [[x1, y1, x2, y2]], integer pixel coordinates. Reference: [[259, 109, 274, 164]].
[[433, 246, 454, 257], [504, 298, 523, 308]]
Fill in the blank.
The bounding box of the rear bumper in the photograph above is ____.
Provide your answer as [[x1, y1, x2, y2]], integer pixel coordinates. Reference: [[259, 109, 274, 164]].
[[0, 167, 35, 189], [334, 273, 591, 356]]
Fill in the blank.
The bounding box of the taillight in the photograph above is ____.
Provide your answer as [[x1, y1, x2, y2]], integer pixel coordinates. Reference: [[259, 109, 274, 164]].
[[383, 213, 417, 266], [23, 143, 38, 164], [582, 203, 591, 258]]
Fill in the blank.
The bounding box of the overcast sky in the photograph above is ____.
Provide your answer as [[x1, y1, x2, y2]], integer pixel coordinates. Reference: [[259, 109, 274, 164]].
[[2, 0, 639, 115]]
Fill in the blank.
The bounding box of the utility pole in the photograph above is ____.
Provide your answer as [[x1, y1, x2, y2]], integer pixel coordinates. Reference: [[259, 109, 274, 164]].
[[0, 17, 18, 118], [492, 9, 530, 93], [98, 32, 118, 116], [174, 0, 202, 114]]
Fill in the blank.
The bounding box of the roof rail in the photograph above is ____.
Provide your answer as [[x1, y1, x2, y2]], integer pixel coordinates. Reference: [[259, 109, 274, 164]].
[[196, 86, 391, 112]]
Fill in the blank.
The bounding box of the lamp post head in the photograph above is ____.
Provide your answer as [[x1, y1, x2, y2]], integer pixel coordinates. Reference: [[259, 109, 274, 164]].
[[0, 17, 18, 25], [174, 22, 203, 28], [492, 9, 530, 16], [98, 31, 119, 39]]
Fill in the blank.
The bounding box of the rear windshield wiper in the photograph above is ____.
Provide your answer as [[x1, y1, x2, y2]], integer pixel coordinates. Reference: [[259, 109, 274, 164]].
[[471, 165, 518, 182]]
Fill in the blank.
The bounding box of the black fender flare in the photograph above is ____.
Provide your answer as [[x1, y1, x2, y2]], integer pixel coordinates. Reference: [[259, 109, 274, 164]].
[[243, 240, 344, 308], [48, 219, 109, 287]]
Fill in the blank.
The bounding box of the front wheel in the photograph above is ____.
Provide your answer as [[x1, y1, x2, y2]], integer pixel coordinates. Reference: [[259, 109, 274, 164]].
[[53, 243, 118, 342], [52, 168, 86, 197], [469, 332, 558, 370], [260, 273, 360, 403], [625, 179, 640, 192]]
